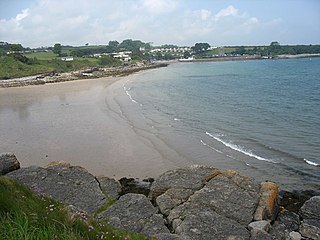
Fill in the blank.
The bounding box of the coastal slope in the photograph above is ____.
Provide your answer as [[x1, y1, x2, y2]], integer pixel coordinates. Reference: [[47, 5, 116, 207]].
[[2, 153, 320, 239]]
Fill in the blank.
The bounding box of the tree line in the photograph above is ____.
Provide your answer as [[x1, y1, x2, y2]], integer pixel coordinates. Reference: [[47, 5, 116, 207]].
[[230, 42, 320, 57]]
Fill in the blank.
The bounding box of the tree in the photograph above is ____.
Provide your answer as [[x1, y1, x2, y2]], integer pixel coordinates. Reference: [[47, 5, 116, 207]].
[[234, 46, 246, 55], [53, 43, 62, 56], [9, 44, 24, 52], [270, 41, 280, 47], [269, 41, 281, 56], [108, 40, 119, 47], [192, 43, 210, 53], [183, 51, 191, 59]]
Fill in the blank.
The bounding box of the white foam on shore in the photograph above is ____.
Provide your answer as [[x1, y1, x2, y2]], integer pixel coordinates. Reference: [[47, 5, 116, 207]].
[[123, 85, 140, 104], [205, 132, 277, 164], [304, 159, 319, 166], [174, 118, 181, 121], [200, 140, 223, 154]]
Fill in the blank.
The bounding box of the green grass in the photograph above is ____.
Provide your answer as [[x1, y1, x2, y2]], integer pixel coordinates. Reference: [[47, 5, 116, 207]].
[[0, 56, 54, 79], [24, 51, 57, 60], [0, 176, 148, 240], [0, 56, 102, 79]]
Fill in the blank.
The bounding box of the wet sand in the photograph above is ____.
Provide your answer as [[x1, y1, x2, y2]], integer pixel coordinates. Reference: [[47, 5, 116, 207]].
[[0, 75, 185, 179]]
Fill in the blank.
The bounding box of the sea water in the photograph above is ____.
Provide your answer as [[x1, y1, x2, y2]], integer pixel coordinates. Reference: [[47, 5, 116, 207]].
[[123, 58, 320, 191]]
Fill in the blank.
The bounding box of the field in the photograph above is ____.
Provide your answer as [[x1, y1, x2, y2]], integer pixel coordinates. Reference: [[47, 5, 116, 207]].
[[0, 50, 107, 79], [24, 51, 57, 60]]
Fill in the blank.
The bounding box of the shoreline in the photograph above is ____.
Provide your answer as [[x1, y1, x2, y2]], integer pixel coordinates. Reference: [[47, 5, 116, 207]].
[[0, 62, 168, 88], [1, 58, 319, 192], [181, 53, 320, 63], [2, 54, 319, 88], [0, 70, 185, 179]]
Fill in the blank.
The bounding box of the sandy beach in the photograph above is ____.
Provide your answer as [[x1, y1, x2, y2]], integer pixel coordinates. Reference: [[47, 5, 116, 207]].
[[0, 73, 188, 179]]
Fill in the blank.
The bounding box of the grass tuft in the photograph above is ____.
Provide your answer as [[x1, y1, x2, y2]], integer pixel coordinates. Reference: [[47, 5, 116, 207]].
[[0, 176, 148, 240]]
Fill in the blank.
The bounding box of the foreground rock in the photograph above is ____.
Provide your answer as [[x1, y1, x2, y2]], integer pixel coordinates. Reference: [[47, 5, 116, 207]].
[[0, 153, 20, 175], [164, 169, 259, 239], [299, 196, 320, 239], [3, 155, 320, 239], [96, 176, 122, 200], [7, 162, 106, 214], [98, 193, 171, 237]]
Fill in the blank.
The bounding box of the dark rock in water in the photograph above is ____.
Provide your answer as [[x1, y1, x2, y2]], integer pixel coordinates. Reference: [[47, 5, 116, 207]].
[[7, 163, 106, 214], [0, 153, 20, 175], [277, 209, 300, 231], [279, 190, 319, 214], [299, 196, 320, 220], [119, 177, 153, 196], [97, 176, 121, 200], [98, 193, 169, 236]]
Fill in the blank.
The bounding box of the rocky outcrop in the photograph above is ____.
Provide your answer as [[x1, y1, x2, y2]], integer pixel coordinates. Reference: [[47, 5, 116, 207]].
[[3, 156, 320, 239], [96, 176, 122, 200], [7, 162, 106, 214], [254, 181, 279, 221], [0, 153, 20, 175], [165, 169, 259, 239], [299, 196, 320, 239], [97, 193, 171, 237], [149, 165, 220, 199]]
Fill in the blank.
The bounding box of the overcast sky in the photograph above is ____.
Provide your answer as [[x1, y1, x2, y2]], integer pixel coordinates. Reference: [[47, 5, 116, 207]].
[[0, 0, 319, 48]]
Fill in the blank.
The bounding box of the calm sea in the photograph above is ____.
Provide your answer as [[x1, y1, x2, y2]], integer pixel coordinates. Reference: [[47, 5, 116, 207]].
[[124, 58, 320, 191]]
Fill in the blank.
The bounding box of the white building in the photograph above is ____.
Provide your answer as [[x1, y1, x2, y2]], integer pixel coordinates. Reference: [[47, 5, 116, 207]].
[[61, 57, 74, 61]]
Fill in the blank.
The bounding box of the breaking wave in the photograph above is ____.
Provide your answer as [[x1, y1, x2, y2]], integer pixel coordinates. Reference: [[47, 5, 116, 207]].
[[205, 132, 277, 163], [304, 159, 319, 166]]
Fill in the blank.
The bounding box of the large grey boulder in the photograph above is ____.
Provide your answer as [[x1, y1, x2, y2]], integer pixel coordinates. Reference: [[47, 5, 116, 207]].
[[0, 153, 20, 175], [98, 193, 170, 236], [299, 196, 320, 220], [269, 210, 300, 239], [278, 210, 300, 232], [96, 176, 122, 200], [299, 219, 320, 240], [7, 163, 106, 214], [166, 170, 260, 239], [170, 204, 250, 240], [149, 165, 220, 199], [250, 229, 273, 240], [298, 196, 320, 239], [187, 170, 260, 225]]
